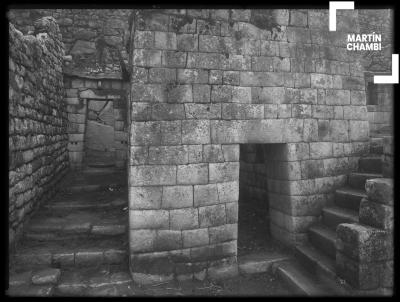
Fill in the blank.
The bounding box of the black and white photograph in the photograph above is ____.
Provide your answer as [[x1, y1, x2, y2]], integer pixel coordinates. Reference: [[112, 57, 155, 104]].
[[7, 2, 396, 297]]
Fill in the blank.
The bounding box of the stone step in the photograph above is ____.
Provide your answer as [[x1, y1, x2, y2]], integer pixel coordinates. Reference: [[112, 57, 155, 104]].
[[14, 237, 128, 268], [295, 244, 336, 280], [60, 170, 126, 194], [272, 261, 330, 296], [322, 206, 359, 230], [25, 207, 128, 240], [295, 245, 351, 296], [86, 162, 116, 168], [8, 265, 133, 297], [308, 224, 336, 259], [358, 157, 382, 174], [55, 266, 133, 297], [44, 196, 126, 211], [348, 172, 382, 190], [334, 187, 366, 211]]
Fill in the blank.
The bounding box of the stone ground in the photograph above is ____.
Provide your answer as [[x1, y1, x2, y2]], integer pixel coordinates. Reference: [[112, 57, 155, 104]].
[[8, 166, 295, 297], [130, 272, 293, 297]]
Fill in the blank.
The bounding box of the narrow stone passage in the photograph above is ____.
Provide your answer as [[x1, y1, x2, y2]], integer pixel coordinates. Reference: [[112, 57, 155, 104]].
[[8, 167, 134, 297]]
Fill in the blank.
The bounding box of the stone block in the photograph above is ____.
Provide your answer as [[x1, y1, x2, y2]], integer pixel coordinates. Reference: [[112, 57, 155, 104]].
[[177, 163, 208, 185], [130, 209, 169, 229], [194, 184, 219, 207], [161, 121, 181, 145], [154, 31, 177, 50], [336, 223, 393, 263], [148, 68, 176, 84], [240, 72, 284, 86], [162, 185, 193, 209], [177, 69, 208, 84], [222, 104, 264, 120], [130, 121, 161, 146], [309, 142, 332, 159], [349, 120, 369, 141], [131, 272, 173, 285], [217, 181, 239, 203], [130, 165, 176, 186], [223, 71, 240, 85], [365, 178, 393, 206], [182, 228, 209, 248], [130, 146, 148, 165], [209, 224, 237, 244], [148, 145, 188, 165], [170, 208, 199, 230], [182, 120, 210, 144], [133, 49, 162, 67], [209, 70, 223, 84], [188, 145, 203, 163], [225, 202, 238, 223], [211, 85, 233, 102], [359, 198, 393, 230], [31, 268, 61, 285], [162, 50, 187, 68], [177, 34, 198, 51], [154, 230, 182, 251], [192, 85, 211, 103], [336, 251, 381, 290], [209, 162, 240, 183], [75, 251, 103, 266], [130, 229, 157, 253], [198, 204, 226, 227], [185, 104, 221, 119]]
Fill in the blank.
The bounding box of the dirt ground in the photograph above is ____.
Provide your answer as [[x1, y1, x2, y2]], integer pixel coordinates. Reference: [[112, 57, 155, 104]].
[[238, 200, 287, 256]]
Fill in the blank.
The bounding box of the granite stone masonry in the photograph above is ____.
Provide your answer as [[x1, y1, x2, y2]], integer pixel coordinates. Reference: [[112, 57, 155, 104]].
[[8, 8, 394, 295], [336, 178, 393, 293], [128, 9, 373, 283], [9, 17, 69, 250]]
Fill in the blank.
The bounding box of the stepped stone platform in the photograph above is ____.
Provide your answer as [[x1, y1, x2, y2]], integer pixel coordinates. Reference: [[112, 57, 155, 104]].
[[8, 167, 130, 297], [272, 146, 388, 296]]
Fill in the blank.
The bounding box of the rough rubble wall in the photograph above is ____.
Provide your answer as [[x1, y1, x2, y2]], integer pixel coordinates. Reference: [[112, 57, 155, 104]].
[[7, 9, 131, 78], [358, 9, 393, 134], [9, 18, 68, 249], [128, 9, 370, 282]]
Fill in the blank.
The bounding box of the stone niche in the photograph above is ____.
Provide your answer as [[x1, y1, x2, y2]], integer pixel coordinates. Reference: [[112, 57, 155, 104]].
[[128, 8, 370, 283]]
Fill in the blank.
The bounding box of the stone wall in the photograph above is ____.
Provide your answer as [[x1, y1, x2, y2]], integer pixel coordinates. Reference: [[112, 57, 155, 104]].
[[358, 9, 393, 134], [336, 178, 393, 294], [9, 17, 68, 249], [7, 9, 131, 78], [128, 9, 371, 282]]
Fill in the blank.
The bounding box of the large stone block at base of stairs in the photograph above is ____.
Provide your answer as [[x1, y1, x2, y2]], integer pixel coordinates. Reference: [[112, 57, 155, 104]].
[[207, 263, 238, 281], [131, 272, 174, 285], [31, 268, 61, 285], [365, 178, 393, 206], [336, 251, 381, 290], [336, 223, 393, 263], [359, 198, 394, 230]]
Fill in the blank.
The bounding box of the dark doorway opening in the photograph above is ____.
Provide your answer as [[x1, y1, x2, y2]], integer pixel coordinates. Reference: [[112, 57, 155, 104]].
[[238, 144, 271, 256]]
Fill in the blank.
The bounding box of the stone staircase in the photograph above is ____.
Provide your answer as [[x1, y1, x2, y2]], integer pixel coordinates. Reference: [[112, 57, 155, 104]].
[[274, 147, 385, 295], [8, 166, 134, 297]]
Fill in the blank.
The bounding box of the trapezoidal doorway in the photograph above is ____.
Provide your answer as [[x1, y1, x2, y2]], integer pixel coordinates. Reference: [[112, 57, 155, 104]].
[[238, 144, 282, 256], [85, 99, 116, 166]]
